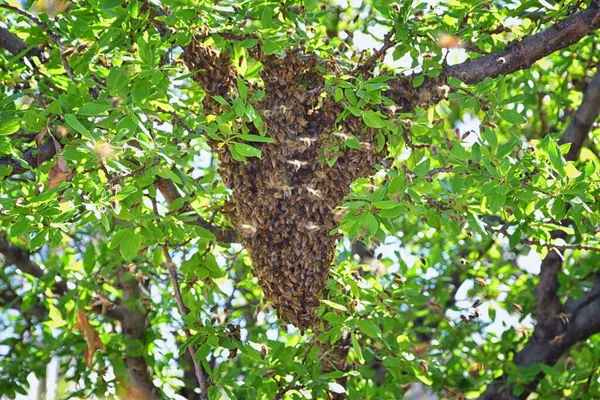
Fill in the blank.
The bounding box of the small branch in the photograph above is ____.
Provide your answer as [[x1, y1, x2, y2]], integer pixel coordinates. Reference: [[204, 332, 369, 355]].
[[402, 127, 429, 149], [154, 177, 238, 243], [354, 30, 395, 75], [486, 225, 600, 253], [0, 3, 76, 81], [157, 108, 205, 136], [160, 245, 209, 400], [559, 64, 600, 161]]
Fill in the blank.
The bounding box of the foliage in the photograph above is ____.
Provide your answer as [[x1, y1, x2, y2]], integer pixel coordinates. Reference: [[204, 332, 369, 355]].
[[1, 0, 600, 399]]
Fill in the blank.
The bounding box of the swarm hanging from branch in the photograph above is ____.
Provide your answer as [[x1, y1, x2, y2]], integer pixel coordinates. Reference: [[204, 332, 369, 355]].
[[183, 39, 380, 329]]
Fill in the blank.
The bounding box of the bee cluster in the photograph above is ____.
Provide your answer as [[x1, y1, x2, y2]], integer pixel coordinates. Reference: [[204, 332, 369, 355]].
[[184, 43, 380, 329]]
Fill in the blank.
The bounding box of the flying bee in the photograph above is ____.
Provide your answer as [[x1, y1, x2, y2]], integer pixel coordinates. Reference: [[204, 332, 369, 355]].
[[475, 277, 487, 287], [469, 309, 480, 320], [302, 222, 321, 232], [286, 159, 308, 171], [419, 360, 428, 374], [277, 184, 294, 197], [360, 142, 371, 150], [239, 224, 257, 236], [428, 300, 442, 313], [552, 333, 566, 344], [299, 137, 317, 147], [459, 314, 470, 325], [511, 303, 523, 313], [472, 299, 482, 308], [557, 312, 569, 325], [306, 186, 323, 198], [332, 131, 350, 140]]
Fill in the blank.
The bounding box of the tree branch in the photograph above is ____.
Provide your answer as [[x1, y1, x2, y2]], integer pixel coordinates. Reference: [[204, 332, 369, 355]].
[[154, 177, 238, 243], [0, 234, 66, 295], [559, 63, 600, 161], [0, 3, 76, 81], [446, 3, 600, 85], [477, 60, 600, 400], [160, 245, 209, 400], [0, 139, 58, 178], [389, 3, 600, 112], [0, 26, 27, 55]]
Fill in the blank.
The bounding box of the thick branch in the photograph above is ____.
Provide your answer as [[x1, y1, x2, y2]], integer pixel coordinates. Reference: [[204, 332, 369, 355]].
[[0, 26, 27, 55], [0, 3, 76, 81], [477, 62, 600, 400], [0, 139, 58, 178], [479, 276, 600, 399], [559, 64, 600, 160], [0, 234, 66, 295], [389, 3, 600, 112], [447, 3, 600, 84]]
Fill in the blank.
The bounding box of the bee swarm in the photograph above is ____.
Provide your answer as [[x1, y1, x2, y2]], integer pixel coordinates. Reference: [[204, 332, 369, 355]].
[[184, 42, 380, 330]]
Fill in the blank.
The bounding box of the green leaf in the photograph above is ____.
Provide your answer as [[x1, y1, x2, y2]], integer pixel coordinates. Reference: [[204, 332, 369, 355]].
[[352, 332, 365, 364], [237, 78, 248, 102], [78, 102, 112, 116], [106, 67, 128, 93], [233, 142, 262, 158], [83, 244, 96, 274], [413, 75, 425, 88], [413, 365, 433, 385], [482, 129, 497, 149], [261, 6, 273, 28], [120, 230, 142, 261], [361, 212, 379, 236], [0, 118, 20, 136], [64, 114, 92, 139], [374, 200, 399, 209], [358, 320, 381, 338], [344, 137, 361, 149], [546, 140, 565, 176], [414, 159, 430, 177], [239, 38, 259, 48], [321, 299, 347, 312], [363, 110, 386, 128], [236, 134, 274, 143], [498, 109, 527, 125]]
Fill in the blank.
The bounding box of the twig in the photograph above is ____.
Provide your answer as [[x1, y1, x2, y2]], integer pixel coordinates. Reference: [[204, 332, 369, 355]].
[[151, 197, 208, 400], [354, 30, 395, 74], [160, 245, 209, 400], [0, 3, 76, 81], [402, 128, 429, 149], [157, 108, 205, 136], [485, 224, 600, 253]]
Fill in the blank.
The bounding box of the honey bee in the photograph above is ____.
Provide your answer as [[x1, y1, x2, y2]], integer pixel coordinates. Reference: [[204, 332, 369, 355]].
[[299, 137, 317, 147], [472, 299, 482, 308], [459, 314, 470, 325], [551, 333, 566, 344], [516, 326, 530, 338], [511, 303, 523, 313], [557, 312, 569, 325], [469, 309, 480, 319], [299, 222, 320, 232], [286, 159, 308, 171], [306, 186, 323, 198], [475, 277, 487, 287], [239, 224, 257, 236], [332, 131, 350, 140], [419, 360, 429, 374]]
